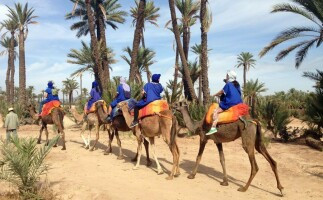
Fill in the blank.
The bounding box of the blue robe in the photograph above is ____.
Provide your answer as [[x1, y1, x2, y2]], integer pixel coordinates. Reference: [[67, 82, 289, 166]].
[[87, 88, 102, 110], [219, 82, 242, 110], [110, 85, 130, 108], [136, 82, 164, 108]]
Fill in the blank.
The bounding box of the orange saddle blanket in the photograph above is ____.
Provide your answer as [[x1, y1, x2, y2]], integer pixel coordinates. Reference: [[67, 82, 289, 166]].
[[41, 100, 61, 117], [139, 100, 169, 119], [85, 100, 108, 114], [205, 103, 249, 125]]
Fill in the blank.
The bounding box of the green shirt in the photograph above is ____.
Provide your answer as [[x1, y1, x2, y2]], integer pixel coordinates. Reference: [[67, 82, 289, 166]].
[[5, 112, 19, 130]]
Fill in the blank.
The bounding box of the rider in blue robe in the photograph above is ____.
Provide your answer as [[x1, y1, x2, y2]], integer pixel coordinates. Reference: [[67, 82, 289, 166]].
[[87, 81, 102, 111]]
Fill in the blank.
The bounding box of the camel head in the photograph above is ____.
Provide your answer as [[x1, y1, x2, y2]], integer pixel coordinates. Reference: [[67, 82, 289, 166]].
[[172, 101, 189, 113]]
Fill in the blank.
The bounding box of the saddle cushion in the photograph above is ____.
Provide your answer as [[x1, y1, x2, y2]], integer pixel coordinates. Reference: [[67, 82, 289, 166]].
[[41, 100, 61, 117], [205, 103, 249, 125], [139, 100, 169, 119], [85, 100, 108, 114]]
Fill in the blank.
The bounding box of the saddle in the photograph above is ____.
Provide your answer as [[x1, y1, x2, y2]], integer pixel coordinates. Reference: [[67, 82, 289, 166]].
[[41, 100, 61, 117], [138, 100, 169, 119]]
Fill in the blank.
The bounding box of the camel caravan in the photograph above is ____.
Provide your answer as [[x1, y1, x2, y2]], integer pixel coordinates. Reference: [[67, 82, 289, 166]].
[[31, 72, 283, 195]]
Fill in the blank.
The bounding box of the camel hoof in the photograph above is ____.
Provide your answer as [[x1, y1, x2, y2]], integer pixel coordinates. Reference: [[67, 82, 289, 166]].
[[174, 172, 181, 177], [187, 174, 195, 179], [117, 155, 124, 160], [90, 148, 94, 152], [61, 147, 66, 151], [157, 170, 164, 175], [53, 144, 57, 148], [238, 187, 247, 192], [220, 181, 229, 186], [104, 152, 110, 155], [133, 166, 139, 170], [85, 146, 89, 150], [131, 158, 137, 162], [146, 160, 152, 167], [279, 188, 285, 197], [166, 176, 173, 180], [37, 141, 41, 144]]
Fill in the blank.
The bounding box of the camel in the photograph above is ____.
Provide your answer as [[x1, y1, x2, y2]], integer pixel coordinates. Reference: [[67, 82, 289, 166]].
[[81, 101, 151, 164], [69, 106, 84, 124], [173, 102, 284, 195], [28, 104, 66, 150], [95, 101, 151, 165], [118, 101, 180, 180]]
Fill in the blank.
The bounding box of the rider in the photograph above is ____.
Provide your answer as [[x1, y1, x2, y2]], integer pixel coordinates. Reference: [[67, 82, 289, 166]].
[[130, 74, 164, 128], [107, 77, 131, 122], [39, 81, 56, 114], [206, 70, 243, 135], [87, 80, 102, 112]]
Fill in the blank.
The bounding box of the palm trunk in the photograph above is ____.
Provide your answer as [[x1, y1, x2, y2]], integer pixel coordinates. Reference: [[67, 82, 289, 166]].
[[69, 92, 72, 108], [182, 23, 192, 100], [172, 47, 179, 93], [198, 74, 202, 105], [141, 29, 151, 83], [129, 0, 146, 83], [62, 93, 65, 106], [243, 64, 247, 88], [6, 55, 11, 103], [80, 74, 83, 99], [168, 0, 197, 102], [18, 29, 26, 105], [200, 0, 210, 105]]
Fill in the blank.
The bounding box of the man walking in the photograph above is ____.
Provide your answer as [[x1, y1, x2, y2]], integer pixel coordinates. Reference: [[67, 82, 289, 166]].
[[4, 107, 19, 141]]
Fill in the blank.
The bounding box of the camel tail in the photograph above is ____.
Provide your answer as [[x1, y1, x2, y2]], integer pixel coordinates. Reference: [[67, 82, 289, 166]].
[[60, 110, 65, 130], [170, 115, 177, 147], [255, 120, 263, 151]]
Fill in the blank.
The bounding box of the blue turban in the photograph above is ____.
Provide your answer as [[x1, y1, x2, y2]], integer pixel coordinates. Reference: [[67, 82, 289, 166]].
[[48, 81, 54, 89], [92, 81, 99, 88], [152, 74, 161, 83]]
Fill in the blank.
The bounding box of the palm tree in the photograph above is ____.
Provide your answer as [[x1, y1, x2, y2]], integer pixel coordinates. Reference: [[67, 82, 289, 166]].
[[259, 0, 323, 68], [243, 79, 267, 117], [0, 36, 18, 104], [0, 19, 18, 104], [121, 46, 156, 83], [66, 0, 127, 37], [82, 88, 89, 99], [62, 78, 79, 108], [168, 0, 198, 102], [130, 0, 159, 82], [129, 0, 146, 83], [200, 0, 212, 105], [236, 52, 256, 88], [7, 3, 38, 105], [130, 0, 160, 48]]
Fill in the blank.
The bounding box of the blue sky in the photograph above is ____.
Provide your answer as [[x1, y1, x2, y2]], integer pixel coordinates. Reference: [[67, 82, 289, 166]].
[[0, 0, 322, 96]]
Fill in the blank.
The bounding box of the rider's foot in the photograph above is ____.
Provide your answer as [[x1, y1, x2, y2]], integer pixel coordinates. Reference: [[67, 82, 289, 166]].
[[205, 127, 217, 136]]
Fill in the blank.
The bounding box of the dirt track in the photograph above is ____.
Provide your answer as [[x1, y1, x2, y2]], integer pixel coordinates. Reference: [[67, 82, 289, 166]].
[[0, 122, 322, 200]]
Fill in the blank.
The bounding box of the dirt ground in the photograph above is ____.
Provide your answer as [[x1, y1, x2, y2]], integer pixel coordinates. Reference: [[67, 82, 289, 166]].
[[0, 118, 322, 200]]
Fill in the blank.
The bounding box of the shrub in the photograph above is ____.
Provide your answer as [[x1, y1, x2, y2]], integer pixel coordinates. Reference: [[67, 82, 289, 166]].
[[0, 136, 59, 199]]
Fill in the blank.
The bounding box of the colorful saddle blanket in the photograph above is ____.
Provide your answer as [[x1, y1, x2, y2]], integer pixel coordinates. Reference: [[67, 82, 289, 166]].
[[85, 100, 108, 114], [139, 100, 169, 119], [111, 99, 137, 119], [41, 100, 61, 117], [205, 103, 249, 125]]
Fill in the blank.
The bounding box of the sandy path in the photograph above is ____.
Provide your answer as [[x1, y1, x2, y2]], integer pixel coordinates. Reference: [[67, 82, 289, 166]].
[[0, 124, 322, 200]]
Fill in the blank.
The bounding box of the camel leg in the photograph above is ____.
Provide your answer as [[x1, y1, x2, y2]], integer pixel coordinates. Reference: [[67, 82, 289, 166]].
[[90, 124, 100, 151], [104, 129, 114, 155], [133, 135, 143, 170], [37, 126, 44, 144], [80, 122, 89, 148], [44, 125, 50, 147], [188, 139, 207, 179], [143, 138, 151, 166], [115, 130, 124, 159], [87, 125, 92, 150], [216, 143, 229, 186], [149, 137, 163, 175], [238, 148, 259, 192], [166, 140, 180, 180], [256, 144, 284, 195]]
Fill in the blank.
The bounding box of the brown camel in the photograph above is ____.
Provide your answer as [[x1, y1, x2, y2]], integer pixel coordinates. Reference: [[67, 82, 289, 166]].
[[95, 101, 151, 165], [173, 102, 284, 195], [69, 106, 84, 124], [28, 104, 66, 150], [118, 101, 180, 180]]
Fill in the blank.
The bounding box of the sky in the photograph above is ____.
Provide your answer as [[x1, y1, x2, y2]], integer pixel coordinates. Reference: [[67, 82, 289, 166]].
[[0, 0, 322, 96]]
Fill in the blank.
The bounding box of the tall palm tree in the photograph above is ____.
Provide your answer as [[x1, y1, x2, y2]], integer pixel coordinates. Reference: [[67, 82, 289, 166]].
[[63, 78, 79, 108], [130, 0, 159, 82], [129, 0, 146, 83], [200, 0, 212, 105], [168, 0, 198, 102], [0, 36, 18, 104], [121, 46, 156, 83], [0, 19, 18, 104], [259, 0, 323, 68], [130, 0, 160, 48], [7, 3, 38, 105], [236, 52, 256, 88], [243, 79, 267, 117]]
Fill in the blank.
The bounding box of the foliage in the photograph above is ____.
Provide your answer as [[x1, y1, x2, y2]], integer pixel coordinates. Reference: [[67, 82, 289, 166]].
[[130, 0, 160, 27], [0, 36, 18, 58], [179, 60, 201, 86], [164, 80, 183, 104], [243, 79, 267, 117], [259, 0, 323, 68], [66, 0, 127, 37], [0, 136, 59, 199], [236, 52, 256, 72]]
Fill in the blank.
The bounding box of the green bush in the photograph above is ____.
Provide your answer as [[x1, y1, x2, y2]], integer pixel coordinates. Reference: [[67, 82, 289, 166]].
[[0, 136, 59, 199]]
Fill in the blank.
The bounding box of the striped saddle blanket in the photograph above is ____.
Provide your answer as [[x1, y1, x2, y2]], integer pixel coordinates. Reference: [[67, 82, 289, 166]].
[[41, 100, 61, 117], [139, 100, 169, 119]]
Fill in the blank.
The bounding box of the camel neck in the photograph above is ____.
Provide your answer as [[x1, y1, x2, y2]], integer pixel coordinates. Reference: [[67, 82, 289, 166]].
[[97, 105, 108, 121], [179, 106, 203, 133], [120, 105, 133, 127]]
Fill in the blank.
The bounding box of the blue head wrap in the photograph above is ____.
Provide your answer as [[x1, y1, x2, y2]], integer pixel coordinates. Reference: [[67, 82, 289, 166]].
[[48, 81, 54, 89], [152, 74, 161, 83], [92, 81, 99, 88]]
